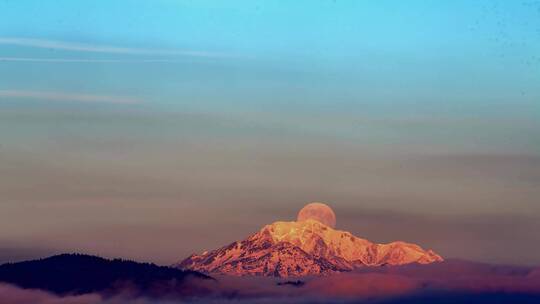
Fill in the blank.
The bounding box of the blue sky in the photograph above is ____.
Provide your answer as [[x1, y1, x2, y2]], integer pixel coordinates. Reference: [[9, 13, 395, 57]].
[[0, 1, 539, 265], [1, 1, 539, 121]]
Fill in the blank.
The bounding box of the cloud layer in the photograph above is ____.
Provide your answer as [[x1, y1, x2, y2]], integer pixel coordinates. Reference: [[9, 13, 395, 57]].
[[0, 37, 226, 58], [2, 261, 540, 304], [0, 90, 140, 104]]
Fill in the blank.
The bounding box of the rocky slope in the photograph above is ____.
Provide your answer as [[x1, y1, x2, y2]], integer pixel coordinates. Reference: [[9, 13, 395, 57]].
[[176, 219, 442, 277]]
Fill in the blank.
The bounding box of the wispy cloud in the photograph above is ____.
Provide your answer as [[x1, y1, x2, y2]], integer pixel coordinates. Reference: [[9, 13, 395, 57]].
[[0, 57, 190, 63], [0, 37, 228, 58], [0, 90, 140, 104]]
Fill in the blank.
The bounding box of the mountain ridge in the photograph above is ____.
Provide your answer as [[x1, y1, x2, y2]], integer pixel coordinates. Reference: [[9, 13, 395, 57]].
[[177, 219, 443, 277]]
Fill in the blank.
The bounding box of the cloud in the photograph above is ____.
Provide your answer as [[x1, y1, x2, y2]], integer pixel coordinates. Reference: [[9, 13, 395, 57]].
[[0, 57, 192, 63], [2, 263, 540, 304], [0, 283, 102, 304], [302, 273, 419, 298], [0, 90, 140, 104], [0, 37, 228, 58]]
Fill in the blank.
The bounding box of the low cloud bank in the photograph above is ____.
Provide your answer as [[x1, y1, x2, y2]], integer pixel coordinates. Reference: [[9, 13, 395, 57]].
[[2, 261, 540, 304], [0, 283, 101, 304]]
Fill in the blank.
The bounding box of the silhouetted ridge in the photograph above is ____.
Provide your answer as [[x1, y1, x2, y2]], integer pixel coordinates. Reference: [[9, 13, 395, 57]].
[[277, 280, 305, 287], [0, 253, 212, 295]]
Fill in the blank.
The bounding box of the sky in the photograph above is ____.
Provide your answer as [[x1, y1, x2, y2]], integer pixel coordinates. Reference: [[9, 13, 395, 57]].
[[0, 0, 539, 266]]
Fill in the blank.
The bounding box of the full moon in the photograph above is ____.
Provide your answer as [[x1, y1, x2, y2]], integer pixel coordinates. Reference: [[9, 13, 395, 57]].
[[297, 202, 337, 228]]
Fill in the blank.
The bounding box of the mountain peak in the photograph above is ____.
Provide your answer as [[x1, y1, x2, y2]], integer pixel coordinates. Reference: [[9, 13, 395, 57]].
[[176, 219, 442, 277]]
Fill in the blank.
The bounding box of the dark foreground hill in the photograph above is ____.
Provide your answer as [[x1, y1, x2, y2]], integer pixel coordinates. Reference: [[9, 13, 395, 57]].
[[0, 253, 213, 296]]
